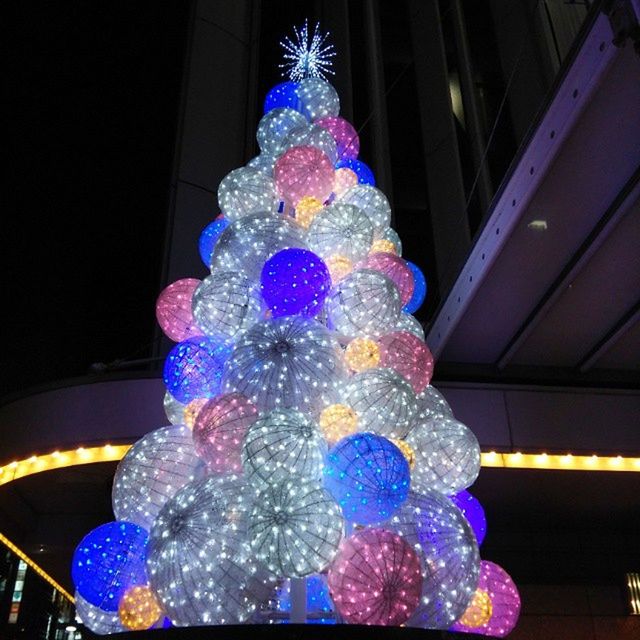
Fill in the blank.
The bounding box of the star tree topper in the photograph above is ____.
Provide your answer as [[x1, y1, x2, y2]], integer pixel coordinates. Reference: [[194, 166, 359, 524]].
[[280, 20, 336, 82]]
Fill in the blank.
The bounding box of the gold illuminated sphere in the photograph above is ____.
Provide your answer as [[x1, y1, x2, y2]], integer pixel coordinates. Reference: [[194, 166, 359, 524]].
[[345, 337, 380, 372], [295, 195, 323, 229], [183, 398, 208, 430], [325, 254, 353, 282], [333, 167, 358, 197], [458, 588, 493, 629], [319, 404, 359, 444], [370, 238, 397, 255], [390, 438, 416, 469], [118, 585, 163, 631]]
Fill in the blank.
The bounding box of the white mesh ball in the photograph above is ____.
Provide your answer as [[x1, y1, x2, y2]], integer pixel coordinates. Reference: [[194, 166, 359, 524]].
[[307, 202, 374, 262], [218, 167, 279, 222], [406, 416, 481, 495], [163, 391, 186, 425], [296, 78, 340, 121], [345, 368, 418, 439], [247, 154, 276, 176], [396, 312, 425, 341], [222, 315, 344, 413], [192, 271, 262, 339], [242, 408, 327, 487], [249, 476, 344, 577], [339, 185, 391, 233], [417, 385, 454, 421], [257, 107, 308, 156], [282, 123, 338, 163], [75, 591, 125, 635], [381, 227, 402, 254], [112, 424, 203, 532], [326, 269, 401, 338], [211, 213, 307, 281]]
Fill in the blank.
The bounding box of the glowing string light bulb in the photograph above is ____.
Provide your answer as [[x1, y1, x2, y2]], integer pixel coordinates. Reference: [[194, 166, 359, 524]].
[[118, 585, 163, 631]]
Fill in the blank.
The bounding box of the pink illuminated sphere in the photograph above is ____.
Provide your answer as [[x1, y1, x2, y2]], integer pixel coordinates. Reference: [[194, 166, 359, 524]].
[[328, 528, 422, 626], [452, 560, 521, 637], [378, 331, 434, 393], [192, 393, 258, 474], [274, 145, 335, 207], [315, 116, 360, 161], [155, 278, 202, 342], [364, 252, 414, 306]]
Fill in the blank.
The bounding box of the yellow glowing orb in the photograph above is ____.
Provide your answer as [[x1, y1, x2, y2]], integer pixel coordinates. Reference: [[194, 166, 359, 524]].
[[390, 438, 416, 469], [458, 588, 493, 629], [325, 254, 353, 282], [183, 398, 208, 430], [295, 196, 324, 229], [345, 337, 380, 372], [369, 238, 397, 255], [333, 167, 358, 197], [319, 404, 359, 444], [118, 585, 163, 631]]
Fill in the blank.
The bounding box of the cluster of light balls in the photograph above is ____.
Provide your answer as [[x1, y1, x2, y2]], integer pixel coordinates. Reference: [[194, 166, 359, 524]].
[[71, 68, 520, 636]]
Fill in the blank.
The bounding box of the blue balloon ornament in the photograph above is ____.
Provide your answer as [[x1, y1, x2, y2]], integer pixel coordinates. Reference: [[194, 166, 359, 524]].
[[261, 248, 331, 318], [324, 432, 410, 524], [450, 489, 487, 546], [71, 521, 148, 612], [264, 81, 303, 115], [163, 335, 231, 403], [403, 261, 427, 313], [198, 216, 229, 267], [336, 159, 375, 186]]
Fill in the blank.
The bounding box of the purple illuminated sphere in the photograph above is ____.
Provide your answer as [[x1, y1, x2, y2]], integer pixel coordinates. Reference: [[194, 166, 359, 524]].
[[451, 490, 487, 546]]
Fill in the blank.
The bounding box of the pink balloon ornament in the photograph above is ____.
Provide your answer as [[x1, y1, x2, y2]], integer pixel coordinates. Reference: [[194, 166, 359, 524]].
[[315, 116, 360, 161], [274, 145, 335, 207], [364, 252, 414, 307], [378, 331, 434, 394], [328, 528, 423, 626], [156, 278, 202, 342], [192, 393, 258, 474]]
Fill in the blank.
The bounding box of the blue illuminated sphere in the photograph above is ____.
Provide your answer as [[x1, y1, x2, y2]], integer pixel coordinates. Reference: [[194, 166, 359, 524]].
[[71, 521, 148, 612], [277, 575, 336, 624], [198, 216, 229, 267], [336, 159, 376, 186], [450, 489, 487, 546], [403, 261, 427, 313], [261, 248, 331, 318], [163, 335, 231, 403], [324, 433, 410, 524], [264, 81, 303, 115]]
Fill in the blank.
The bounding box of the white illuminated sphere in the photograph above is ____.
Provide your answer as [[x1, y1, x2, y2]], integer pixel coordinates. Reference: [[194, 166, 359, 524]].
[[222, 315, 344, 412], [345, 368, 418, 439], [163, 391, 186, 425], [307, 202, 374, 262], [192, 272, 262, 339], [417, 385, 454, 420], [389, 490, 480, 629], [282, 123, 338, 163], [249, 477, 344, 577], [147, 474, 273, 626], [326, 269, 401, 338], [406, 416, 481, 495], [218, 167, 279, 222], [339, 185, 391, 234], [381, 226, 402, 255], [296, 77, 340, 120], [396, 312, 425, 341], [112, 424, 203, 532], [257, 107, 308, 156], [75, 591, 125, 635], [211, 213, 306, 281], [242, 408, 327, 486], [247, 153, 277, 176]]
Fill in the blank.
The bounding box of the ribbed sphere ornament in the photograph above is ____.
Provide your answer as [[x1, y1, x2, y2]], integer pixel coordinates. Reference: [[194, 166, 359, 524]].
[[344, 368, 418, 439], [325, 254, 353, 282], [72, 521, 149, 612], [364, 252, 414, 307], [327, 528, 423, 626], [381, 226, 402, 255], [183, 398, 208, 430], [404, 260, 427, 313], [241, 408, 327, 487], [456, 588, 493, 629], [75, 591, 125, 635], [249, 476, 344, 577], [211, 212, 307, 281], [307, 202, 374, 262], [295, 77, 340, 120], [326, 269, 401, 338], [217, 167, 279, 222], [118, 585, 163, 631], [199, 216, 229, 267], [257, 107, 308, 156], [192, 393, 258, 474], [163, 391, 186, 425], [406, 416, 481, 495], [378, 330, 434, 394], [274, 145, 335, 207], [222, 315, 344, 413], [247, 153, 277, 176], [163, 335, 231, 404], [294, 195, 324, 229], [147, 474, 274, 626], [339, 185, 392, 234], [388, 490, 480, 630], [418, 384, 454, 420], [315, 116, 360, 161], [451, 490, 487, 546], [324, 432, 410, 524], [396, 311, 426, 340], [112, 424, 203, 531], [282, 123, 338, 163], [319, 403, 359, 444], [333, 167, 359, 196], [336, 158, 376, 186], [344, 337, 380, 372], [192, 271, 262, 339], [155, 278, 202, 342], [264, 80, 301, 114]]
